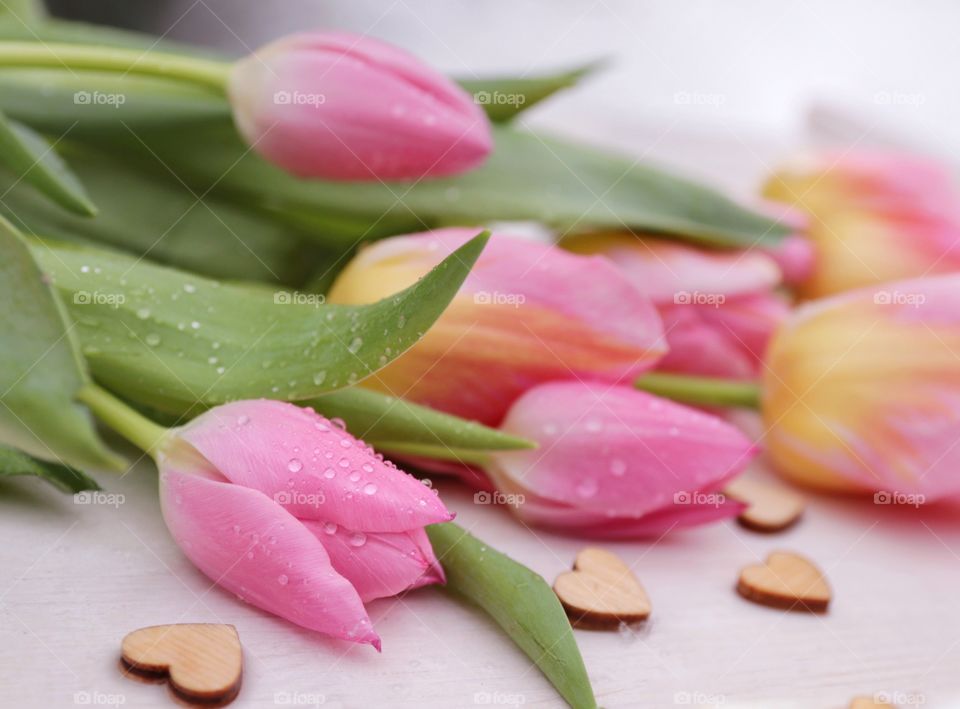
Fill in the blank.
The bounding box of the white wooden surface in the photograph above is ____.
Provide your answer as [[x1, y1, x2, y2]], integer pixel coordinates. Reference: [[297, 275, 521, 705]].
[[2, 455, 960, 709], [3, 116, 960, 707]]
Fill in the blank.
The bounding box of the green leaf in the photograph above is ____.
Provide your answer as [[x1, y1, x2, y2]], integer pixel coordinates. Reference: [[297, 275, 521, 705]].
[[0, 111, 96, 216], [427, 523, 597, 709], [30, 233, 489, 414], [74, 123, 788, 248], [307, 387, 535, 458], [0, 141, 324, 285], [458, 61, 604, 122], [0, 69, 231, 133], [0, 444, 100, 493], [0, 218, 124, 471]]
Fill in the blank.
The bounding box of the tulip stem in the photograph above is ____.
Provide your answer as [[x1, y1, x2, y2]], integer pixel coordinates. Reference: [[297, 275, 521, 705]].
[[634, 372, 762, 409], [76, 384, 168, 457], [0, 42, 231, 91]]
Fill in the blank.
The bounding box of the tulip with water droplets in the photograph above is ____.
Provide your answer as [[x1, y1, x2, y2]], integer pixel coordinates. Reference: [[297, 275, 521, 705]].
[[76, 388, 450, 650]]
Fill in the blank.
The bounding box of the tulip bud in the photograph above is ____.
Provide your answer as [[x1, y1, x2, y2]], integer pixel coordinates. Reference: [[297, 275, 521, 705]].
[[157, 399, 451, 648], [328, 228, 665, 425], [763, 275, 960, 499], [763, 152, 960, 298], [564, 231, 790, 379], [482, 381, 754, 537], [228, 31, 492, 181]]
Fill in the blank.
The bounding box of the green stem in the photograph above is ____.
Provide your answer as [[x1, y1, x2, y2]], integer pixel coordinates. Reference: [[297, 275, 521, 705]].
[[76, 384, 168, 457], [0, 42, 231, 91], [635, 372, 762, 409]]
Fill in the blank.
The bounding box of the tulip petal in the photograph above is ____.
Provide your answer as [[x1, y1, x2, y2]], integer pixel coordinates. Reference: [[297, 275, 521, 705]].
[[763, 151, 960, 298], [329, 228, 666, 425], [160, 469, 380, 648], [176, 400, 452, 533], [507, 489, 744, 539], [656, 304, 758, 379], [764, 274, 960, 499], [563, 231, 782, 302], [306, 523, 444, 602], [489, 382, 757, 517]]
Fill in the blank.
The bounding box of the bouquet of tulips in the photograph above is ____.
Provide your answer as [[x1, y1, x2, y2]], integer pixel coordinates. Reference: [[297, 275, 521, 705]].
[[3, 4, 960, 707]]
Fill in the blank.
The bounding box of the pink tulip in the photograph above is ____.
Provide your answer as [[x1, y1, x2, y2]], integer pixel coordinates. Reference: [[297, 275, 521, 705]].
[[472, 382, 754, 537], [564, 232, 791, 379], [328, 228, 666, 425], [156, 399, 451, 649], [228, 31, 492, 181], [763, 151, 960, 298]]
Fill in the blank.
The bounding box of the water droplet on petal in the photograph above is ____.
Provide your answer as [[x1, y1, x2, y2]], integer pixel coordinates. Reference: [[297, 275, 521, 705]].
[[287, 459, 303, 473], [323, 522, 337, 535], [610, 459, 627, 477], [348, 532, 367, 547], [363, 483, 377, 495], [576, 478, 599, 498], [323, 468, 336, 479], [277, 574, 289, 586]]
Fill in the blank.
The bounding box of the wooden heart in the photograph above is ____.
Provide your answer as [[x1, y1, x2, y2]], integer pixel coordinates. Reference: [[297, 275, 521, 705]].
[[725, 477, 805, 533], [121, 623, 243, 704], [737, 551, 830, 613], [554, 548, 651, 629]]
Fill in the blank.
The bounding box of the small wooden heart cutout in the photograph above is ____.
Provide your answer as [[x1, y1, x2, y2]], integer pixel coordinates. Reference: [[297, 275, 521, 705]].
[[725, 477, 805, 533], [121, 623, 243, 704], [554, 548, 651, 629], [737, 551, 830, 613]]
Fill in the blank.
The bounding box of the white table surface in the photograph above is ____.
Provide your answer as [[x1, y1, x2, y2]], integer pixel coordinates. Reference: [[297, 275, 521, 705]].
[[3, 454, 960, 709], [3, 120, 960, 708]]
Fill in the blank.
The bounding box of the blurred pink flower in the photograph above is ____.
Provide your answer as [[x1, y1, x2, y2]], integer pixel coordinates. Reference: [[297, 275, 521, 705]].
[[157, 399, 451, 649], [763, 273, 960, 500], [565, 232, 791, 379], [764, 151, 960, 298], [228, 31, 491, 181], [328, 228, 666, 425]]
